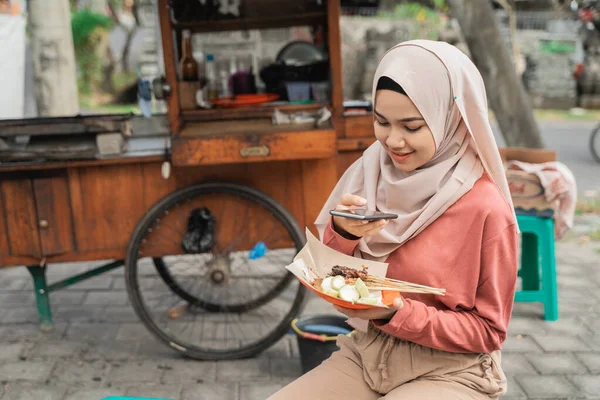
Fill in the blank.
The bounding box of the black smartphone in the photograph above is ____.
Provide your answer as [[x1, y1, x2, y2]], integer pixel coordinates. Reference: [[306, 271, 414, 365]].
[[329, 209, 398, 221]]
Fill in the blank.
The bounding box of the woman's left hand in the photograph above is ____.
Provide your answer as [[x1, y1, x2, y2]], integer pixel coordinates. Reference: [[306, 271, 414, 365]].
[[334, 297, 404, 321]]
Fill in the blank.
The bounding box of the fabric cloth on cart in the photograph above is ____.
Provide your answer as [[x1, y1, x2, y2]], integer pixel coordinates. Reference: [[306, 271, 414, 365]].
[[506, 160, 577, 239]]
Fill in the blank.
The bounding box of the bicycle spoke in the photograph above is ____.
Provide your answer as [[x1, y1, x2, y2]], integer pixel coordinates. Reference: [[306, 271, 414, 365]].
[[128, 184, 305, 359]]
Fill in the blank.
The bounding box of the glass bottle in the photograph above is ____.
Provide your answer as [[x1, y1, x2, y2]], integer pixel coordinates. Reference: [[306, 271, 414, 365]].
[[205, 54, 219, 100], [179, 30, 198, 82]]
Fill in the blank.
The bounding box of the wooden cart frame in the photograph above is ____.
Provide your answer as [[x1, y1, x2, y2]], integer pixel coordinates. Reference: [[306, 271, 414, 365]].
[[0, 0, 375, 359]]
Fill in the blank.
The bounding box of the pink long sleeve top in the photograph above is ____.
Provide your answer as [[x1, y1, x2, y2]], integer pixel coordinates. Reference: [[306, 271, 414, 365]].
[[324, 174, 519, 354]]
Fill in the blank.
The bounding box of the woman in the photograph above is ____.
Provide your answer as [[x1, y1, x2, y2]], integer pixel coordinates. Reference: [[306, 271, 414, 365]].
[[269, 40, 518, 399]]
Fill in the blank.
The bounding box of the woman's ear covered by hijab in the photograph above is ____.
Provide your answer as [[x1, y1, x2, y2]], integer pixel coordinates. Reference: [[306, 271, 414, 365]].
[[315, 40, 517, 260]]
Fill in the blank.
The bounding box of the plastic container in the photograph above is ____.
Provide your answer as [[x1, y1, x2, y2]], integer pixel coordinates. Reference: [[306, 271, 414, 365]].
[[291, 315, 353, 374], [311, 81, 330, 102], [285, 82, 311, 103]]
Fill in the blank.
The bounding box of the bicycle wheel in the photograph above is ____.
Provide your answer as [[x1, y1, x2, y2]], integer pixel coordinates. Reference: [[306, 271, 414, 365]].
[[125, 182, 307, 360], [590, 122, 600, 163]]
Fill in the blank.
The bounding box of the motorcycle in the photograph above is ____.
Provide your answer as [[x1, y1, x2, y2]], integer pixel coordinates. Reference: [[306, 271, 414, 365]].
[[572, 1, 600, 106]]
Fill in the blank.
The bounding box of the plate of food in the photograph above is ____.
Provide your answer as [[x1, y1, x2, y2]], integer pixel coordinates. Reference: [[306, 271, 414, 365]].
[[287, 230, 445, 310], [299, 264, 400, 309]]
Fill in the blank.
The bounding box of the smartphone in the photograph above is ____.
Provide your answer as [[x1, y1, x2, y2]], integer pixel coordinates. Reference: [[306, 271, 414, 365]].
[[329, 209, 398, 221]]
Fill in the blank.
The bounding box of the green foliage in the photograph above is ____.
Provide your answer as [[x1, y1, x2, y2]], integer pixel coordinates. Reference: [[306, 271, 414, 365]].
[[431, 0, 447, 9], [376, 2, 447, 40], [71, 10, 113, 46], [113, 71, 138, 92], [79, 98, 140, 114], [71, 10, 114, 95], [575, 199, 600, 214], [378, 2, 446, 20]]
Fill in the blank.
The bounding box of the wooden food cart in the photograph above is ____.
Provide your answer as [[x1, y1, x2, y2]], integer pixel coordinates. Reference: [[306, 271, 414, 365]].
[[0, 0, 375, 360]]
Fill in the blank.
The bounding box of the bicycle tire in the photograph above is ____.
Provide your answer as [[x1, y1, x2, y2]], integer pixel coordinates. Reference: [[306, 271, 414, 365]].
[[590, 121, 600, 163], [125, 182, 307, 360]]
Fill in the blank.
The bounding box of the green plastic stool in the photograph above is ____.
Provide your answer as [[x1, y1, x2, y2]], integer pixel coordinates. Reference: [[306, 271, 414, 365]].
[[514, 215, 558, 321]]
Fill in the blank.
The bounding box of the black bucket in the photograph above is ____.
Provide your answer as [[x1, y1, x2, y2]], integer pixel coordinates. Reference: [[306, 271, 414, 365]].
[[291, 315, 353, 374]]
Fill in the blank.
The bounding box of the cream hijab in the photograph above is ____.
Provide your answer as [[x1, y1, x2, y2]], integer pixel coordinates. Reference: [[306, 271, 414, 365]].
[[315, 40, 516, 261]]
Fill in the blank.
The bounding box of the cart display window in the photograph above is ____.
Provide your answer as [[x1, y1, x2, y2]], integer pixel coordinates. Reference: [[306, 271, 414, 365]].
[[176, 28, 332, 117], [158, 0, 343, 166]]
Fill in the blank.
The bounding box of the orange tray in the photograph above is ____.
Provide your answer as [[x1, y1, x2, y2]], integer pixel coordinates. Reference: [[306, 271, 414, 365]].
[[211, 93, 280, 108], [299, 279, 401, 310]]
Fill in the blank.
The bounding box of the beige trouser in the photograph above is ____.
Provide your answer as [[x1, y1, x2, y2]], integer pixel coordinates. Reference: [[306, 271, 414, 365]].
[[269, 324, 506, 400]]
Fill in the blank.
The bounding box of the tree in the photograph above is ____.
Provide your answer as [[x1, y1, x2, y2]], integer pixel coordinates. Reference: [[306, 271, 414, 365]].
[[447, 0, 545, 148], [29, 0, 79, 116]]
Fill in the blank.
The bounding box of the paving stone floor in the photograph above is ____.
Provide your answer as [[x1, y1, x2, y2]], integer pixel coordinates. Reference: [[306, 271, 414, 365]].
[[1, 215, 599, 400]]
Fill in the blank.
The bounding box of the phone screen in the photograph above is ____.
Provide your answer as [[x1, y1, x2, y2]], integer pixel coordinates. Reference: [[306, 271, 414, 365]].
[[329, 209, 398, 221]]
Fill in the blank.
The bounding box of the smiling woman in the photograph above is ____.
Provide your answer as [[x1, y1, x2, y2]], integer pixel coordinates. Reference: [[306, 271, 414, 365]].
[[373, 77, 434, 172], [269, 40, 520, 400]]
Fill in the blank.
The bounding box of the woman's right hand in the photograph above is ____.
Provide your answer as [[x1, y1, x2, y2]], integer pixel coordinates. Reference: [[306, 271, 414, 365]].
[[332, 194, 388, 239]]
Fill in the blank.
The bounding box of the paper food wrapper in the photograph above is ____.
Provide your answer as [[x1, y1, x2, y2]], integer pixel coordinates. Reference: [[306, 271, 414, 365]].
[[286, 228, 390, 332]]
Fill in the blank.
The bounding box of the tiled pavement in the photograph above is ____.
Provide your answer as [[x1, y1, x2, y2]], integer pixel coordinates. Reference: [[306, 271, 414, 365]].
[[1, 216, 599, 400]]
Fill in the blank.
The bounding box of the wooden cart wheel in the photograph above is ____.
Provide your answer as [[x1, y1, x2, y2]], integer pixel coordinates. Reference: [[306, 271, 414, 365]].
[[125, 182, 307, 360], [152, 255, 294, 313]]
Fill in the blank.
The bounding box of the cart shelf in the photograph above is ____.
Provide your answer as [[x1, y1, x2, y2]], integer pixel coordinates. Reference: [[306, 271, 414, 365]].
[[172, 12, 327, 33], [181, 102, 329, 122], [0, 155, 164, 173], [172, 120, 336, 166]]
